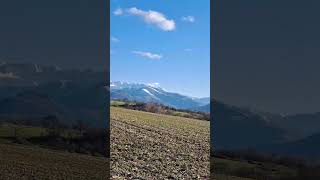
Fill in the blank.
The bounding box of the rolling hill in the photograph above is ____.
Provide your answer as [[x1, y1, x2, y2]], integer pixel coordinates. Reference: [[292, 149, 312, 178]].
[[212, 100, 286, 150], [212, 100, 320, 160], [110, 106, 210, 179], [263, 132, 320, 159], [0, 143, 109, 180]]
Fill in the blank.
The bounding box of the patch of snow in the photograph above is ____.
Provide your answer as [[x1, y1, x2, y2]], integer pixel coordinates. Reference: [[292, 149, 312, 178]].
[[148, 82, 161, 88], [147, 83, 169, 93], [161, 88, 168, 92], [34, 64, 42, 73], [55, 65, 62, 71], [143, 88, 154, 96], [143, 88, 160, 100], [148, 87, 163, 94]]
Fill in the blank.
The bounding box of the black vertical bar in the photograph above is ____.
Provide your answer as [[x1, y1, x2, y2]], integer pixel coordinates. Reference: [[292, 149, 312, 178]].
[[210, 0, 218, 179], [106, 0, 111, 179]]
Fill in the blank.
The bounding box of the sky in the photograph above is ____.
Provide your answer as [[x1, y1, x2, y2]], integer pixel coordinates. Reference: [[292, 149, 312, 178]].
[[0, 0, 106, 70], [110, 0, 210, 98], [213, 0, 320, 114]]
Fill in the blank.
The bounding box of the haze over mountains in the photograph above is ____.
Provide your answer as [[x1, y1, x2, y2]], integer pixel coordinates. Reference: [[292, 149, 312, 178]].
[[212, 100, 320, 160], [0, 62, 108, 128]]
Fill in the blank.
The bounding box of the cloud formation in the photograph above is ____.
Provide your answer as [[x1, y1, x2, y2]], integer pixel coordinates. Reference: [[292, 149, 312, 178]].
[[132, 51, 163, 60], [113, 8, 123, 16], [181, 16, 195, 23], [111, 36, 120, 43], [127, 7, 175, 31]]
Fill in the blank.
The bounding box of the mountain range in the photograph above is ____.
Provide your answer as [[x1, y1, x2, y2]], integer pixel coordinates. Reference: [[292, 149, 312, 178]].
[[0, 62, 108, 128], [110, 81, 210, 110], [2, 62, 320, 160]]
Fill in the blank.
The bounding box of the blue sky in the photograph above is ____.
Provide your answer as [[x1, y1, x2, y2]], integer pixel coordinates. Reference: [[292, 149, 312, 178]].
[[110, 0, 210, 98]]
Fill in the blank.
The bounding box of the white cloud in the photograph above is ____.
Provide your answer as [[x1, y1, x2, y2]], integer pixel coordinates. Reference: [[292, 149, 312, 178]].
[[184, 48, 193, 52], [132, 51, 162, 60], [111, 36, 120, 43], [127, 7, 175, 31], [181, 16, 195, 23], [113, 8, 123, 16]]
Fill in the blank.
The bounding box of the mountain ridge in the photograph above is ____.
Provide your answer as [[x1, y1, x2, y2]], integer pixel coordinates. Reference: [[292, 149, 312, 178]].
[[110, 81, 210, 110]]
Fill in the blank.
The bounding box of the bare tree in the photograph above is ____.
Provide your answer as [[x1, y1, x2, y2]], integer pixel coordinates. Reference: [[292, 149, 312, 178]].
[[145, 103, 160, 113], [11, 120, 19, 138], [75, 119, 87, 134], [43, 115, 61, 137]]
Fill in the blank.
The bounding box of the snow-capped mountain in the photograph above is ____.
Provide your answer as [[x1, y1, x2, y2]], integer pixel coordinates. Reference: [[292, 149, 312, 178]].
[[110, 81, 209, 109]]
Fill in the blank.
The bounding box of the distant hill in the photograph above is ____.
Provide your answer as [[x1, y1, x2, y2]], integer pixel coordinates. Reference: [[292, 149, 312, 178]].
[[0, 91, 66, 120], [193, 97, 210, 106], [270, 113, 320, 141], [213, 100, 320, 159], [260, 132, 320, 160], [212, 100, 286, 150], [191, 103, 210, 113], [0, 62, 107, 87]]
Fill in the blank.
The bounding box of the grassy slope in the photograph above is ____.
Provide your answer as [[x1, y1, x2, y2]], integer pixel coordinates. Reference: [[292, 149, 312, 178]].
[[0, 124, 82, 139], [0, 143, 109, 180], [111, 100, 210, 121], [0, 124, 47, 138], [213, 157, 298, 180], [0, 123, 109, 179], [110, 107, 210, 179]]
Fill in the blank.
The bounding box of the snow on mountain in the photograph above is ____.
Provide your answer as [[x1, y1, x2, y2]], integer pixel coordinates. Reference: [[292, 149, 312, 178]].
[[191, 97, 210, 106]]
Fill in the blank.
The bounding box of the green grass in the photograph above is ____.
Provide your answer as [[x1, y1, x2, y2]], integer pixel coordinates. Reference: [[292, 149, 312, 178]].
[[0, 123, 82, 139], [0, 124, 47, 138], [110, 100, 209, 121], [111, 100, 137, 106]]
